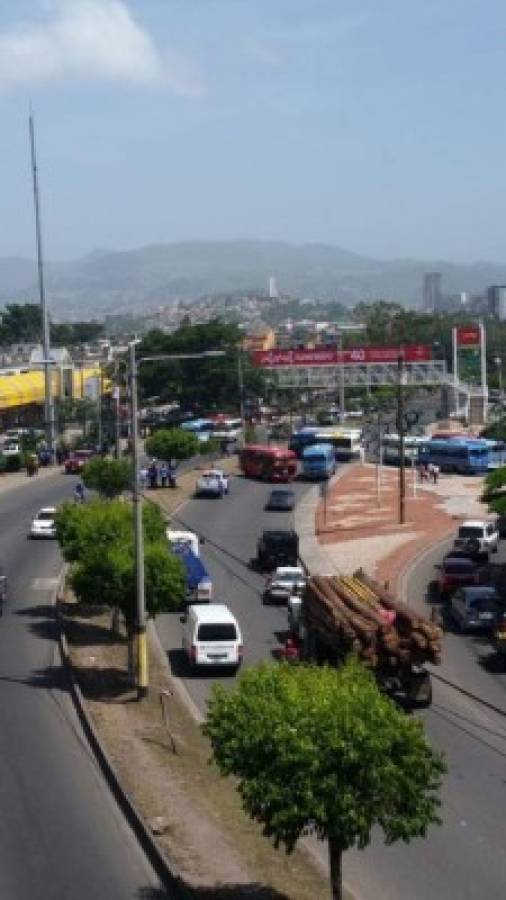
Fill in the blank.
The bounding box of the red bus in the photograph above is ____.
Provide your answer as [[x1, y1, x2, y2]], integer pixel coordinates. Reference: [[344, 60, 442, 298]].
[[239, 444, 298, 482]]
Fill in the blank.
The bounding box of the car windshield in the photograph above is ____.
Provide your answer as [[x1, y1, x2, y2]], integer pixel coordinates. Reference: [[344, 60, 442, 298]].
[[469, 596, 497, 611], [198, 623, 237, 641], [458, 526, 483, 539], [271, 491, 292, 501], [277, 572, 303, 583], [37, 511, 54, 521]]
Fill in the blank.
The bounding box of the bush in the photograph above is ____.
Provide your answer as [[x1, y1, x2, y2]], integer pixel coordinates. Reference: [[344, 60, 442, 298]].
[[82, 457, 131, 499], [145, 428, 200, 462]]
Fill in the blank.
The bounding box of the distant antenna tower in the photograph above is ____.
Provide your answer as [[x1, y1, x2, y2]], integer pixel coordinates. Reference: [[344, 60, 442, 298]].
[[269, 276, 279, 299]]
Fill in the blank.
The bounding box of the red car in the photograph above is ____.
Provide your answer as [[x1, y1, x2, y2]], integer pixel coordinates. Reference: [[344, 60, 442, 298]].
[[64, 449, 94, 474], [437, 556, 481, 598]]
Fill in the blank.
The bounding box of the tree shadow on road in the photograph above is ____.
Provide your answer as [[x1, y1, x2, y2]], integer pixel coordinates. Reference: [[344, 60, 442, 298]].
[[138, 883, 289, 899]]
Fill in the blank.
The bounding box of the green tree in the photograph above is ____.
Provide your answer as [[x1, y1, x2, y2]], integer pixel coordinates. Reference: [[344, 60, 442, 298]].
[[204, 659, 445, 900], [145, 427, 200, 462], [82, 457, 131, 499], [137, 321, 265, 412], [56, 500, 185, 675], [481, 465, 506, 514]]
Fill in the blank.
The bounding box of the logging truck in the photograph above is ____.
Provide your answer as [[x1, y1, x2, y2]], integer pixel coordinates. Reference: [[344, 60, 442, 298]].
[[287, 571, 442, 708]]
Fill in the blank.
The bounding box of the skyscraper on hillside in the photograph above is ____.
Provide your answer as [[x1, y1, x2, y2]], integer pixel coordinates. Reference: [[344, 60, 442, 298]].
[[422, 272, 442, 312], [488, 285, 506, 319], [269, 276, 279, 299]]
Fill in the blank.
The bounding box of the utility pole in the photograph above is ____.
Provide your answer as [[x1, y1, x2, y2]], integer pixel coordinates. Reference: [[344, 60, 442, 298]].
[[29, 110, 55, 458], [337, 331, 345, 420], [130, 341, 147, 700], [114, 385, 121, 459], [237, 348, 245, 446], [397, 353, 406, 525]]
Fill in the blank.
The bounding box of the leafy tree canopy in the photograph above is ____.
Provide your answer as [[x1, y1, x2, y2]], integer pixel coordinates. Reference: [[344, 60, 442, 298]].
[[481, 464, 506, 514], [205, 659, 445, 900], [56, 500, 184, 624], [145, 428, 200, 462], [138, 320, 265, 412], [82, 457, 131, 498], [0, 303, 104, 346]]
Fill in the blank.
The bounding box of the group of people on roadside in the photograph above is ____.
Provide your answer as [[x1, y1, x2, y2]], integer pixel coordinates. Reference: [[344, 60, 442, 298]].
[[419, 461, 440, 484], [140, 460, 177, 490]]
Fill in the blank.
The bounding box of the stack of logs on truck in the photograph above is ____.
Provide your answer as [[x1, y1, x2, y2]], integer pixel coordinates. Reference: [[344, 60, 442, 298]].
[[289, 570, 442, 708]]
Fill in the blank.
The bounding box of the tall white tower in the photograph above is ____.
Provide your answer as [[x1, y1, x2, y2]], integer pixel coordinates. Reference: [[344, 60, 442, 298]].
[[269, 276, 278, 299]]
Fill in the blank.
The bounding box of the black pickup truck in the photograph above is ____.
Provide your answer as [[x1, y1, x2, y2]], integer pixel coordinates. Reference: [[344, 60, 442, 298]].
[[255, 529, 299, 572]]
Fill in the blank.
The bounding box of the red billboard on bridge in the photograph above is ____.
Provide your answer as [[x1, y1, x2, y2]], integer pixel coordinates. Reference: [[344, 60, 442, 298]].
[[456, 325, 480, 347], [251, 345, 432, 368]]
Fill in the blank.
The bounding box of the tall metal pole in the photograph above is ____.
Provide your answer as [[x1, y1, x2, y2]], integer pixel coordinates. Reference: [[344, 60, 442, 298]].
[[397, 353, 406, 525], [238, 348, 245, 447], [29, 111, 55, 458], [130, 342, 147, 700], [114, 384, 121, 459], [97, 366, 103, 452], [338, 331, 345, 420]]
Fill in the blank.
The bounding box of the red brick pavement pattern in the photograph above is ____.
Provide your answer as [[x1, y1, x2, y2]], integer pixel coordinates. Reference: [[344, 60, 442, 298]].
[[316, 464, 467, 594]]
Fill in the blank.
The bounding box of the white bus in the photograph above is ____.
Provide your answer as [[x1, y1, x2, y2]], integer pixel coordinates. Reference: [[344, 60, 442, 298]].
[[315, 427, 362, 460]]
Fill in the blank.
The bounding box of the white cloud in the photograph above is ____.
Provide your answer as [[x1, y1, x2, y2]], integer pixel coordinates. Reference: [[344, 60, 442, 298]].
[[246, 40, 282, 68], [0, 0, 203, 95]]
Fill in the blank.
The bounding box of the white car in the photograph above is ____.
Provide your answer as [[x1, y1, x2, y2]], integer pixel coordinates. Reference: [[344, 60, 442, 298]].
[[195, 469, 229, 498], [264, 566, 306, 604], [454, 520, 499, 557], [30, 507, 57, 539]]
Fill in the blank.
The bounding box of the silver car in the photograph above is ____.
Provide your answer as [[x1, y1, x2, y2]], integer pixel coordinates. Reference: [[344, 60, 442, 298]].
[[264, 566, 306, 605]]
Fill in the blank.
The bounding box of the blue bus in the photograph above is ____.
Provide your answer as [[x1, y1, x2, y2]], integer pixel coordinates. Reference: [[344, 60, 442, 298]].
[[418, 438, 489, 474], [301, 443, 336, 480], [483, 439, 506, 469], [289, 428, 320, 458]]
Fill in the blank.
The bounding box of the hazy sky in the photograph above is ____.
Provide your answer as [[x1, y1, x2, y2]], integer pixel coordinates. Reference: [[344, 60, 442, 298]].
[[2, 0, 506, 262]]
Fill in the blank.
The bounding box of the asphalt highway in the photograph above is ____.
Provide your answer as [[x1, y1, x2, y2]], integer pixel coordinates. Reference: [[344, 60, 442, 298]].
[[0, 473, 166, 900], [157, 472, 506, 900], [156, 473, 311, 713]]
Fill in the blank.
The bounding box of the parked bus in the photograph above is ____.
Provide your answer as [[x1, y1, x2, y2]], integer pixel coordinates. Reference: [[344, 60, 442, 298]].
[[418, 438, 489, 474], [382, 435, 426, 466], [180, 418, 214, 442], [301, 443, 336, 480], [239, 445, 298, 482]]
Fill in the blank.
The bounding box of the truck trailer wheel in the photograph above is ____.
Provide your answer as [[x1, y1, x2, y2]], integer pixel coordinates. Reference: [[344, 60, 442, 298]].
[[407, 670, 432, 708]]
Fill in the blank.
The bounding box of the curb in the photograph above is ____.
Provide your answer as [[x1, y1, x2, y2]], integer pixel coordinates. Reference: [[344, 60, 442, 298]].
[[55, 572, 192, 900], [397, 532, 454, 606]]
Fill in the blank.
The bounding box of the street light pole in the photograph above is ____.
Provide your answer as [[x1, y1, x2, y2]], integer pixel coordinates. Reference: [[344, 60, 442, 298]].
[[237, 348, 245, 446], [495, 356, 503, 399], [337, 331, 345, 420], [397, 352, 406, 525], [130, 341, 147, 700], [29, 111, 55, 458], [129, 346, 226, 699]]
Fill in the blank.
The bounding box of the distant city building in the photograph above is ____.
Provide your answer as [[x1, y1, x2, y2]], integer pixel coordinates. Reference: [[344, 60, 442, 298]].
[[422, 272, 442, 312], [269, 276, 279, 299], [242, 328, 276, 352], [487, 285, 506, 320]]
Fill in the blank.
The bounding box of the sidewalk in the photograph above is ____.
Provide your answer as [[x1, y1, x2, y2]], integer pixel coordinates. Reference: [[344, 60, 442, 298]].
[[296, 463, 488, 594]]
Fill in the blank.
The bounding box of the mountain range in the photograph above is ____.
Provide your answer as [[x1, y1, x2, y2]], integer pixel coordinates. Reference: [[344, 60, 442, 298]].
[[1, 240, 506, 319]]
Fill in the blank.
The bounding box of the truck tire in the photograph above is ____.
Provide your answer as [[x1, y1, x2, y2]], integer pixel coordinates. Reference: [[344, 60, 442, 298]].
[[407, 670, 432, 708]]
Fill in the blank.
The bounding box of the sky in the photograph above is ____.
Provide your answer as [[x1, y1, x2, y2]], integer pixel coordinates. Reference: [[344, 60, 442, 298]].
[[2, 0, 506, 263]]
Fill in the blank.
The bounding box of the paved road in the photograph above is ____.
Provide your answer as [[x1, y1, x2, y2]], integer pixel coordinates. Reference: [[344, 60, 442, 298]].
[[157, 473, 506, 900], [0, 474, 167, 900], [156, 474, 311, 713], [344, 538, 506, 900]]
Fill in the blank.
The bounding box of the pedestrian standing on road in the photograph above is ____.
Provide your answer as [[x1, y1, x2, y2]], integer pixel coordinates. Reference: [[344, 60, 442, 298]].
[[148, 460, 158, 489], [160, 462, 169, 488], [431, 463, 440, 484], [139, 466, 148, 490]]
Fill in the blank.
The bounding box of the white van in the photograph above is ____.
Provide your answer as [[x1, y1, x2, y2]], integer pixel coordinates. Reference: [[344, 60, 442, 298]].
[[166, 529, 200, 557], [182, 604, 242, 673]]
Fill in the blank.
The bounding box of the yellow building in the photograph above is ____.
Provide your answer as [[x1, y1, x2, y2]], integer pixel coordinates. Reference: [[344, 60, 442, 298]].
[[242, 328, 276, 352]]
